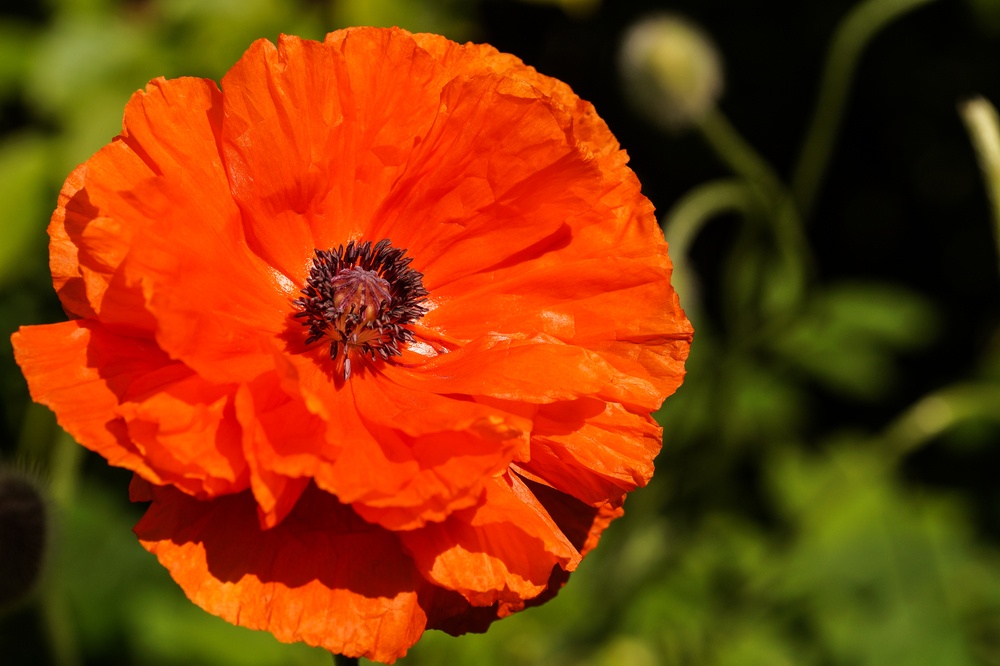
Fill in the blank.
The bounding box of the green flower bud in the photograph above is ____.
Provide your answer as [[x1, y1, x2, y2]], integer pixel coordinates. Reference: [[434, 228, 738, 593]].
[[619, 14, 724, 130]]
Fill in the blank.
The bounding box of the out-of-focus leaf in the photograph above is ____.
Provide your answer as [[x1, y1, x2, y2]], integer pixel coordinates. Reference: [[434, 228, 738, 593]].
[[657, 336, 809, 448], [55, 473, 155, 653], [156, 0, 326, 79], [586, 636, 658, 666], [966, 0, 1000, 33], [723, 354, 809, 446], [772, 281, 938, 399], [0, 22, 37, 99], [331, 0, 477, 41], [0, 134, 51, 286], [26, 16, 155, 119], [515, 0, 602, 18], [26, 15, 163, 174], [767, 441, 1000, 666]]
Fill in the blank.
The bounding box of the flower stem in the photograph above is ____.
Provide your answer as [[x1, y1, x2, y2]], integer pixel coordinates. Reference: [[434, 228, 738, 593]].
[[333, 655, 360, 666], [791, 0, 938, 219], [694, 108, 812, 316], [695, 108, 786, 202], [959, 96, 1000, 275], [661, 178, 756, 325], [40, 431, 84, 666], [882, 383, 1000, 458]]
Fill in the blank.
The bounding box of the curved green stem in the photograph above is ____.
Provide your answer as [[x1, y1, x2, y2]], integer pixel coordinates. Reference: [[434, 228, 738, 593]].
[[40, 432, 85, 666], [883, 382, 1000, 458], [959, 96, 1000, 275], [695, 108, 812, 314], [696, 108, 786, 202], [791, 0, 938, 219], [660, 178, 757, 326], [662, 178, 756, 256]]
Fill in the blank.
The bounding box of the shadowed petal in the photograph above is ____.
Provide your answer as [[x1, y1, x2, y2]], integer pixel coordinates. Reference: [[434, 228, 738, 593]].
[[135, 484, 432, 663], [401, 473, 580, 607]]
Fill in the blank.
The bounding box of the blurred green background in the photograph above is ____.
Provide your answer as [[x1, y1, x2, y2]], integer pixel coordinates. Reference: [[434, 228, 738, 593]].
[[3, 0, 1000, 664]]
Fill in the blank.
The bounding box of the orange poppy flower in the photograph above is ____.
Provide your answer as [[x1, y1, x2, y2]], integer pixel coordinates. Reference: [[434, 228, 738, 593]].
[[12, 27, 692, 663]]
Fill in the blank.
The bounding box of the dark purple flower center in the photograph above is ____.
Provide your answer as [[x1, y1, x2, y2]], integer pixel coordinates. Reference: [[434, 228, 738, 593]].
[[293, 239, 428, 379]]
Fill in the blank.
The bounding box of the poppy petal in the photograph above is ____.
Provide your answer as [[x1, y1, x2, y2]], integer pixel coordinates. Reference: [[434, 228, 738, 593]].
[[349, 372, 532, 530], [517, 475, 627, 557], [400, 473, 580, 607], [115, 368, 248, 498], [50, 77, 228, 326], [410, 31, 620, 157], [424, 254, 692, 402], [368, 72, 603, 288], [512, 398, 662, 506], [221, 31, 447, 282], [390, 332, 662, 409], [13, 321, 249, 498], [12, 322, 164, 481], [233, 375, 332, 529], [135, 484, 431, 663], [119, 173, 291, 385]]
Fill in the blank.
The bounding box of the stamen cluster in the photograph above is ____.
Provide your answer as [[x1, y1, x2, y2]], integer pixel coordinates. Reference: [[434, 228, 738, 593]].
[[293, 239, 428, 378]]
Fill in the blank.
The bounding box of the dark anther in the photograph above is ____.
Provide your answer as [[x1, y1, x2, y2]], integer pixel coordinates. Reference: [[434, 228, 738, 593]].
[[293, 239, 428, 379]]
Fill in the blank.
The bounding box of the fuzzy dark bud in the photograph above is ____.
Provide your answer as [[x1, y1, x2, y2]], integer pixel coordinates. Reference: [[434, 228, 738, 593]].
[[0, 470, 47, 607]]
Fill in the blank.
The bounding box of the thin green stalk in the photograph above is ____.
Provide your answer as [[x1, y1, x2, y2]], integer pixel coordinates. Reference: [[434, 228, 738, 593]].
[[791, 0, 938, 219], [882, 383, 1000, 458], [695, 108, 812, 313], [661, 178, 757, 328], [959, 96, 1000, 274], [41, 576, 81, 666], [662, 179, 756, 257], [48, 431, 83, 507], [41, 431, 85, 666], [334, 655, 360, 666], [696, 108, 786, 203]]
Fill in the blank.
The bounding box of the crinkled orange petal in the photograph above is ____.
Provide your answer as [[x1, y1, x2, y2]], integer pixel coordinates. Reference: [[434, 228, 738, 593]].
[[116, 367, 248, 499], [390, 332, 662, 409], [400, 473, 580, 607], [120, 175, 289, 385], [233, 375, 332, 529], [349, 371, 532, 530], [368, 73, 602, 289], [423, 484, 627, 636], [13, 321, 248, 498], [519, 476, 627, 558], [12, 322, 163, 479], [48, 74, 290, 383], [258, 352, 465, 524], [267, 352, 531, 531], [423, 254, 691, 403], [134, 484, 431, 664], [50, 77, 229, 329], [50, 154, 136, 322], [408, 31, 618, 157], [220, 32, 449, 283], [510, 398, 662, 507], [405, 29, 695, 401]]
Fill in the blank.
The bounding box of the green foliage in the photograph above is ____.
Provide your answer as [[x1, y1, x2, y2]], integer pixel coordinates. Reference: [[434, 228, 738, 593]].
[[331, 0, 477, 40], [0, 134, 51, 286], [772, 282, 938, 399]]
